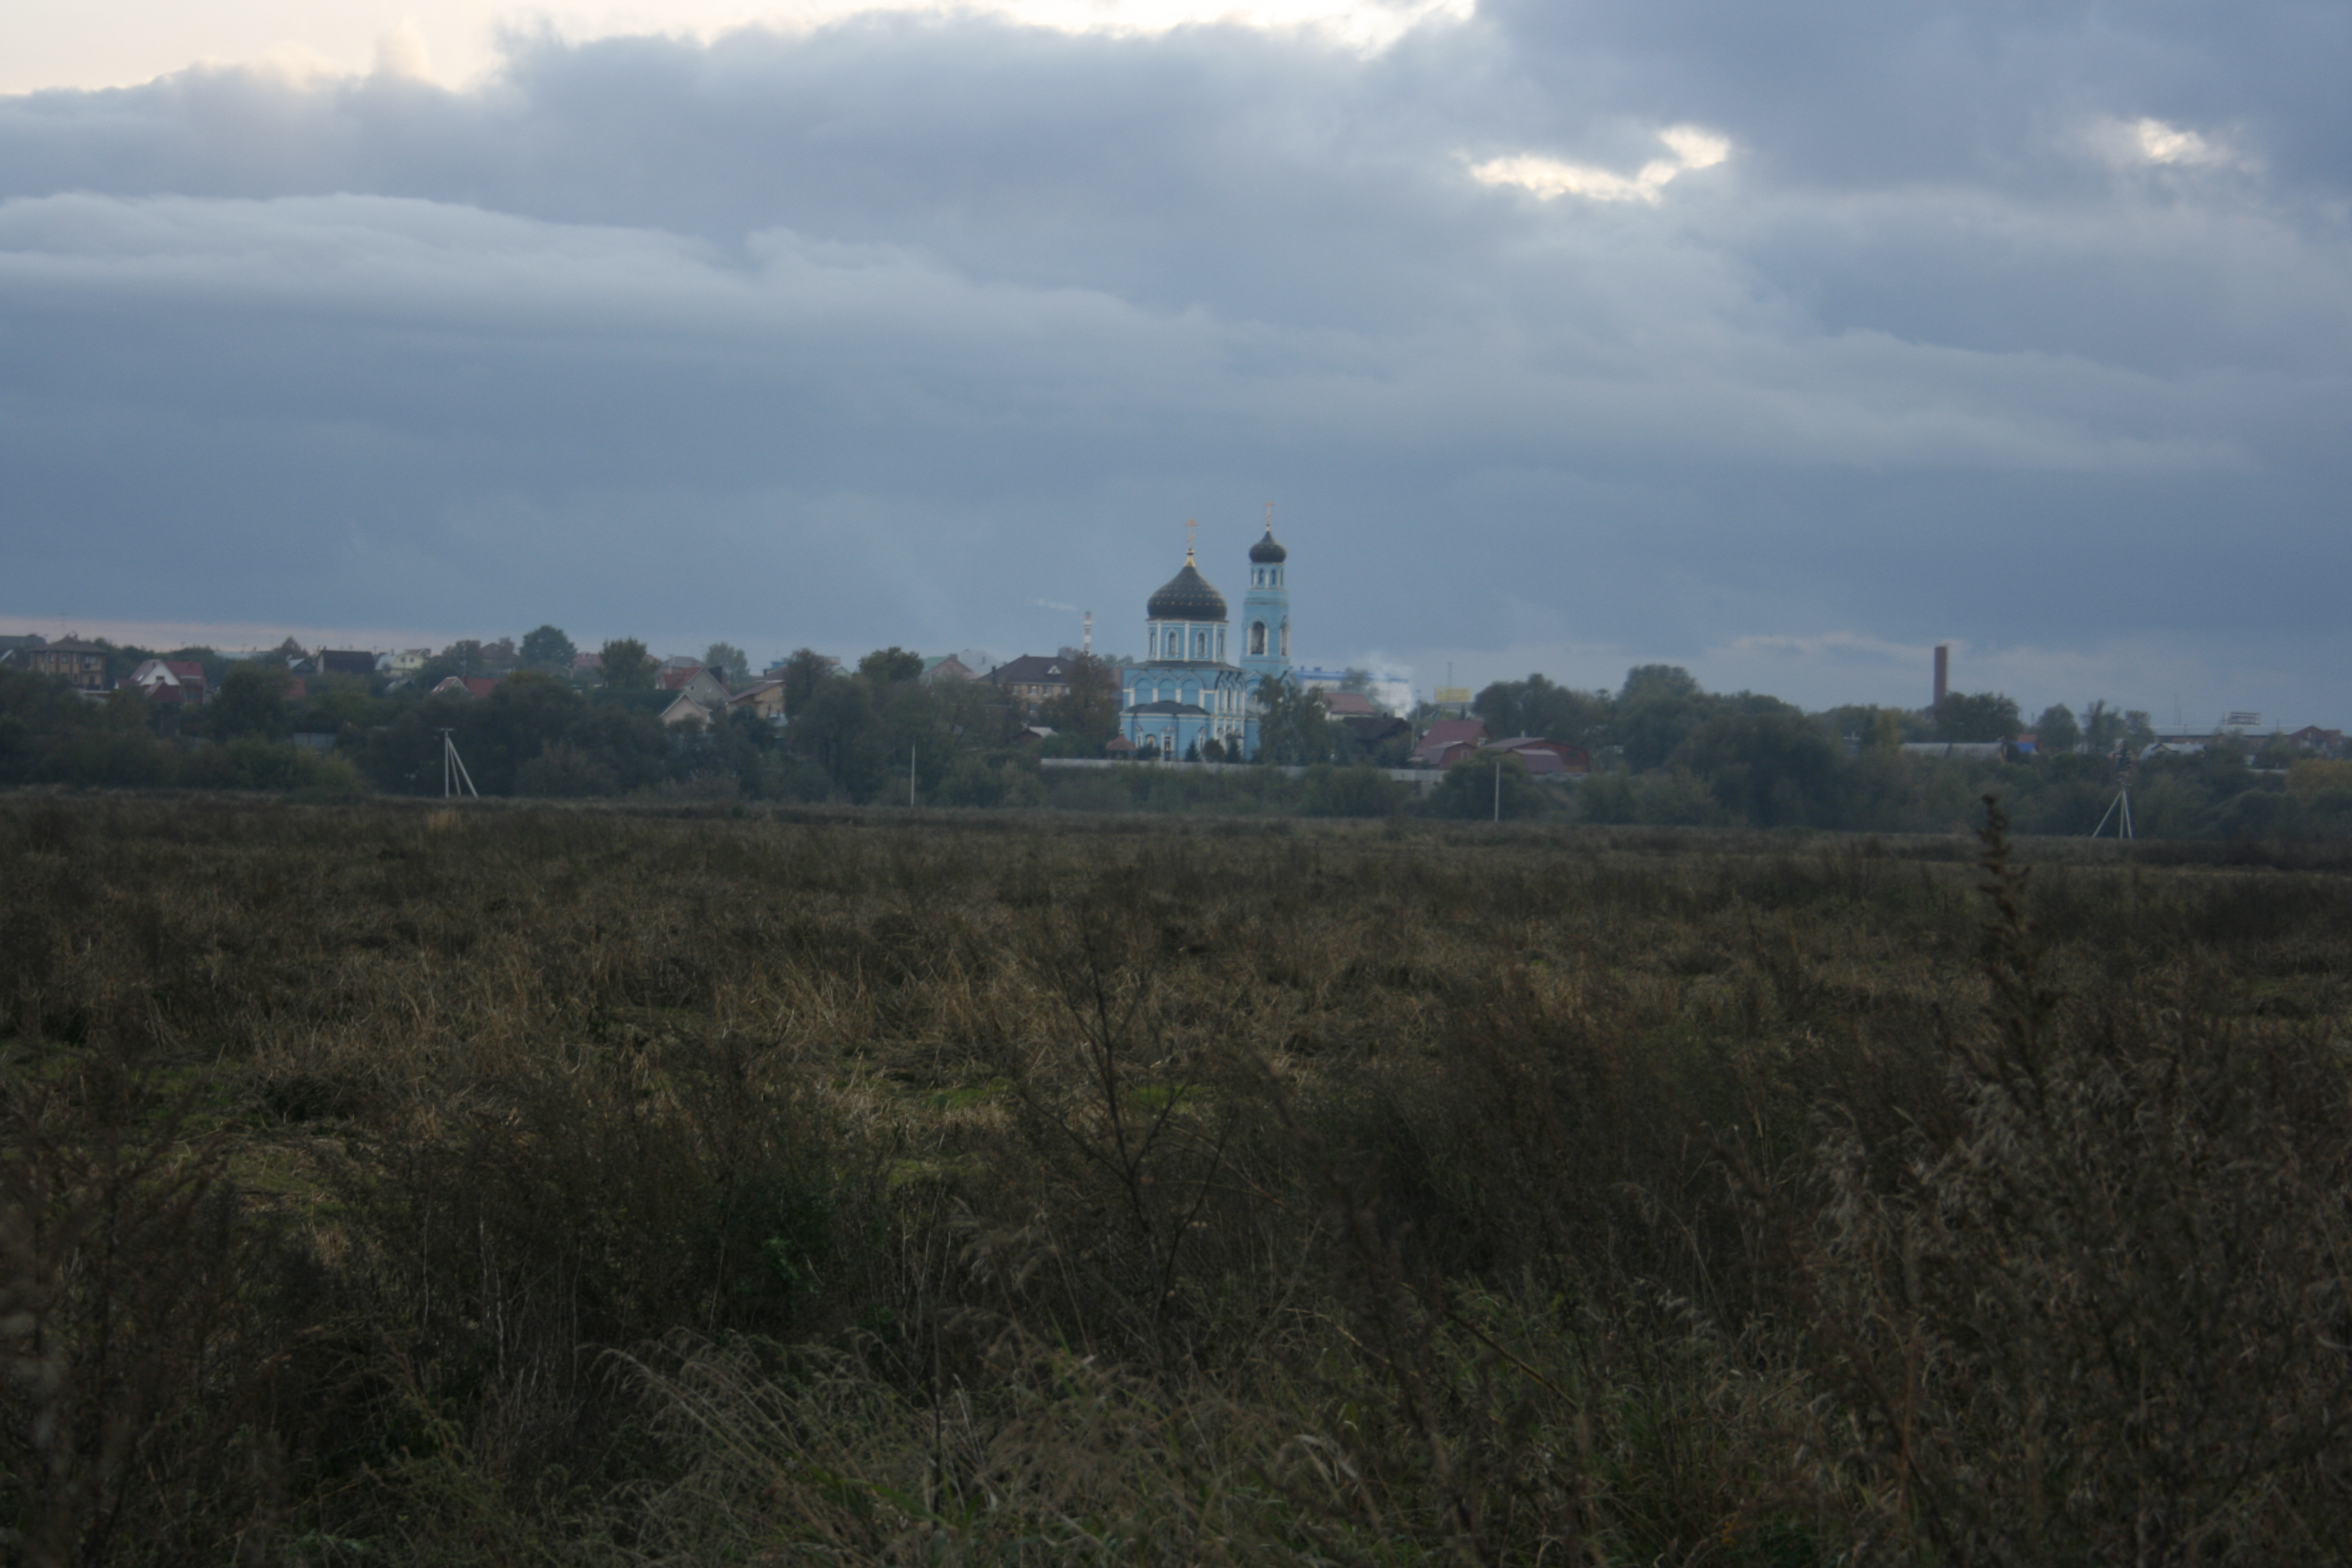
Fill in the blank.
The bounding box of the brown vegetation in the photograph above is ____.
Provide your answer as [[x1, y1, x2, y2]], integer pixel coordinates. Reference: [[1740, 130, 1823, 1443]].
[[1, 792, 2347, 1564]]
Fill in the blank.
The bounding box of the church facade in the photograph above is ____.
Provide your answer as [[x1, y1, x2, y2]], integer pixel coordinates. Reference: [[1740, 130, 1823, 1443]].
[[1119, 519, 1292, 759]]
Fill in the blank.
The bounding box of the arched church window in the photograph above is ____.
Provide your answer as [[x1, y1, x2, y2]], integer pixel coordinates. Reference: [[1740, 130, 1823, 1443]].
[[1279, 619, 1289, 658], [1249, 621, 1266, 656]]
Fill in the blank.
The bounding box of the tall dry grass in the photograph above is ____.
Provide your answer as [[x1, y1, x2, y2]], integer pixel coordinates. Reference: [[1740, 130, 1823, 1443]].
[[0, 792, 2346, 1563]]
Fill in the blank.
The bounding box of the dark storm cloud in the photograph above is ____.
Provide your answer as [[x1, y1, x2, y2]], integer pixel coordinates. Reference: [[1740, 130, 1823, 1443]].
[[1, 2, 2345, 712]]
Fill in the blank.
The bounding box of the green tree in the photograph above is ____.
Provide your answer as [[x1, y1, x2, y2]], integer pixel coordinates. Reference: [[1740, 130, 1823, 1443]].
[[1619, 664, 1700, 704], [2080, 700, 2127, 757], [1613, 667, 1716, 771], [858, 647, 924, 685], [599, 638, 655, 690], [2033, 704, 2081, 756], [1671, 708, 1846, 827], [703, 642, 750, 686], [519, 625, 576, 675], [1423, 750, 1550, 820], [1040, 653, 1120, 746], [779, 649, 834, 719], [1475, 673, 1612, 745], [1255, 676, 1334, 765], [1934, 691, 2022, 743], [440, 639, 489, 678], [208, 665, 292, 741]]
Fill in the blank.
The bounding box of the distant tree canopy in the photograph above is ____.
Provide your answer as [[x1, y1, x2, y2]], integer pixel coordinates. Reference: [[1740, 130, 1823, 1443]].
[[440, 639, 490, 679], [1256, 676, 1336, 765], [1935, 691, 2024, 743], [599, 638, 655, 690], [519, 625, 576, 674], [1474, 673, 1609, 746], [1619, 664, 1700, 704], [2034, 704, 2082, 755], [210, 664, 292, 741], [1041, 653, 1121, 746], [703, 642, 750, 686], [858, 647, 924, 685], [778, 648, 834, 718]]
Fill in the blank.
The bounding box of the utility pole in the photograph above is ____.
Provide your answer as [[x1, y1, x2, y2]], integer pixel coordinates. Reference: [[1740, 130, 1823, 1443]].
[[437, 728, 479, 799], [909, 742, 918, 807], [1494, 758, 1501, 823]]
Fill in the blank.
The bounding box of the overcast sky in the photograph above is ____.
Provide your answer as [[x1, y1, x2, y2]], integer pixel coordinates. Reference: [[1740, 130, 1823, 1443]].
[[2, 0, 2345, 722]]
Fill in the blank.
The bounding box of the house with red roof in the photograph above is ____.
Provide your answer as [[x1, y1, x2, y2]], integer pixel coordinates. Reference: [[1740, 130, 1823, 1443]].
[[1408, 718, 1490, 768], [1482, 736, 1592, 776], [656, 664, 731, 709], [129, 658, 209, 707]]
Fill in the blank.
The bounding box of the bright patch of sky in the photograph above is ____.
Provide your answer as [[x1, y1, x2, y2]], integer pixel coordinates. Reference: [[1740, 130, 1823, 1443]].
[[1469, 126, 1731, 205], [1, 0, 1469, 93]]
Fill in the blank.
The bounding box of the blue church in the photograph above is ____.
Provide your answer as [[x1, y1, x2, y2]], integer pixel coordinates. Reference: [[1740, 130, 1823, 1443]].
[[1119, 519, 1292, 759]]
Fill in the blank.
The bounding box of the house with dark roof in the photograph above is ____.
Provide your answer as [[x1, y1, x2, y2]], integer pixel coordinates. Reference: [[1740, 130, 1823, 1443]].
[[989, 655, 1074, 717]]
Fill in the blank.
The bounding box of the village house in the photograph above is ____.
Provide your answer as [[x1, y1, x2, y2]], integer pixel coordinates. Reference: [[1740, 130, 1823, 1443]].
[[431, 676, 501, 699], [128, 659, 209, 707], [728, 679, 788, 723], [17, 638, 111, 694], [988, 655, 1073, 717], [657, 664, 732, 710], [921, 655, 976, 685], [1407, 718, 1490, 768]]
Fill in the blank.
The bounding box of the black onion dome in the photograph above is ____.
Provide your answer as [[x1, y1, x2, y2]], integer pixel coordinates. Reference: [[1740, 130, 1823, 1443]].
[[1249, 526, 1287, 564], [1147, 554, 1228, 621]]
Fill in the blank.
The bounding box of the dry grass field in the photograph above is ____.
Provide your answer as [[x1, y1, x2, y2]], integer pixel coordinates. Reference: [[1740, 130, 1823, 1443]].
[[2, 792, 2348, 1565]]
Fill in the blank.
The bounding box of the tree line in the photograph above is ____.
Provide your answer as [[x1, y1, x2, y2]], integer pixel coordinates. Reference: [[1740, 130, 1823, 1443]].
[[3, 633, 2344, 838]]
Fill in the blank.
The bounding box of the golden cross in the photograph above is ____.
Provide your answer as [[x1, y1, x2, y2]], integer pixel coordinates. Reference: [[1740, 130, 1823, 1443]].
[[1185, 517, 1197, 558]]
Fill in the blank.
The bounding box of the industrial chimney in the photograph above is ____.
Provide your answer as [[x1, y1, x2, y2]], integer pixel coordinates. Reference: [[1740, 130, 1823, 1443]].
[[1933, 644, 1949, 707]]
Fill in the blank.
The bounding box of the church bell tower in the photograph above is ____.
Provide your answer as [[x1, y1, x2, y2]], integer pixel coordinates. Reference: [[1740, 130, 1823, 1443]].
[[1239, 507, 1290, 689]]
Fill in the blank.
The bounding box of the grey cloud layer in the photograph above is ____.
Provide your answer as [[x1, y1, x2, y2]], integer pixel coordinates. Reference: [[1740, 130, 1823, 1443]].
[[1, 2, 2345, 708]]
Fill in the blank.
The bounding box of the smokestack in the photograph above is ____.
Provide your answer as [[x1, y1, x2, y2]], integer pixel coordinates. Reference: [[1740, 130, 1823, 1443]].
[[1933, 644, 1949, 707], [1082, 610, 1092, 656]]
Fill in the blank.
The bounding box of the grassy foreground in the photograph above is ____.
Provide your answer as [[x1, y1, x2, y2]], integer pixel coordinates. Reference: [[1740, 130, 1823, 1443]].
[[2, 792, 2349, 1565]]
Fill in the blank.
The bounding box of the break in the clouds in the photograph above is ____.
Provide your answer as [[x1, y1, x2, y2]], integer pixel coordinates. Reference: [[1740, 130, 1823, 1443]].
[[2, 0, 2348, 719]]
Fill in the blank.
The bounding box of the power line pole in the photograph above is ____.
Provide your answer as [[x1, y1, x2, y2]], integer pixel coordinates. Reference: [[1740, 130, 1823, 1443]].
[[437, 728, 479, 799]]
